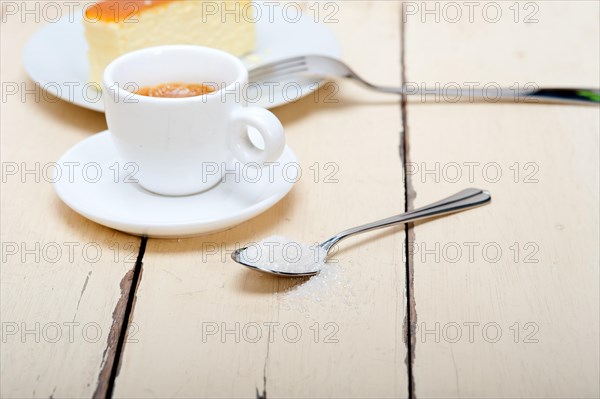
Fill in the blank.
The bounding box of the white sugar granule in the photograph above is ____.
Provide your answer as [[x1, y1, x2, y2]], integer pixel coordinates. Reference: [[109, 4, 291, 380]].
[[282, 261, 345, 301], [240, 235, 359, 315], [240, 235, 327, 274], [279, 260, 359, 317]]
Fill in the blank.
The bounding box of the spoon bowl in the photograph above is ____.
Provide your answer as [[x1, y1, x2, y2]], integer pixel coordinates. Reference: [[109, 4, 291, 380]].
[[231, 247, 322, 277]]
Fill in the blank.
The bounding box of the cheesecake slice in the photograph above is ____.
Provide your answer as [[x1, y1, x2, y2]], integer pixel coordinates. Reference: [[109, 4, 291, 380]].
[[84, 0, 256, 85]]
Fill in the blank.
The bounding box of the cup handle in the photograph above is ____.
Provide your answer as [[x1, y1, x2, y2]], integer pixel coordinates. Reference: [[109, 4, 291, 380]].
[[229, 107, 285, 164]]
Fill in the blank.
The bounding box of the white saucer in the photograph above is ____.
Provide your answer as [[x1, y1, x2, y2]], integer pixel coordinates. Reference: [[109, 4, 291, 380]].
[[23, 12, 341, 111], [54, 131, 298, 238]]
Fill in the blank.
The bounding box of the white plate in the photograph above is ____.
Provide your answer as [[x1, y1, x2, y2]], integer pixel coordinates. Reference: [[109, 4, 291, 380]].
[[54, 130, 298, 237], [23, 12, 340, 111]]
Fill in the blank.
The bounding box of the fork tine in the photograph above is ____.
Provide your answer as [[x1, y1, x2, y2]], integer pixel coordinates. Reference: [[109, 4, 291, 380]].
[[250, 64, 308, 81], [249, 60, 306, 80], [250, 66, 311, 83], [249, 55, 306, 74], [249, 61, 307, 81], [248, 57, 307, 81]]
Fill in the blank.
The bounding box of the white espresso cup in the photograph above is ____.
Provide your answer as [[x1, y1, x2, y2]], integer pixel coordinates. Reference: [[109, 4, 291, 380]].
[[103, 45, 285, 196]]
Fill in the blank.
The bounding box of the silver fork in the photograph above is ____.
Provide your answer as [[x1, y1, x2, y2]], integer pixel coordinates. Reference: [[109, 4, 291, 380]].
[[248, 55, 600, 105]]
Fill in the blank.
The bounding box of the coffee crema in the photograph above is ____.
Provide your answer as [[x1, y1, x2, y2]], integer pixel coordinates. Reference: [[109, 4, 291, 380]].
[[134, 82, 216, 98]]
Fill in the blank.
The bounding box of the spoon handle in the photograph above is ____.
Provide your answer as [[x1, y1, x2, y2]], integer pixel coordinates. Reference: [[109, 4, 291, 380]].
[[321, 188, 491, 252]]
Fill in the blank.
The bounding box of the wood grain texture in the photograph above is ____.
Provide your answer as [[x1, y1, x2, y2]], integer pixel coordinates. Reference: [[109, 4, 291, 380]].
[[0, 8, 139, 398], [112, 2, 409, 398], [403, 1, 600, 397]]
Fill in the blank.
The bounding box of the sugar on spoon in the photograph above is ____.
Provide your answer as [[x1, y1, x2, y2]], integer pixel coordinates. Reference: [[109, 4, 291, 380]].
[[231, 188, 491, 277]]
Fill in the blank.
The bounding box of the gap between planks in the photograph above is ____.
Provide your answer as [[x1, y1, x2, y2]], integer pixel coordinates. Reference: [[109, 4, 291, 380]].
[[400, 5, 417, 399], [93, 237, 147, 399]]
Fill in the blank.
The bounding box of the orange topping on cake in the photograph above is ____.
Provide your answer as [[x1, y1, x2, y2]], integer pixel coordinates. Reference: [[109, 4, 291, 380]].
[[85, 0, 173, 23]]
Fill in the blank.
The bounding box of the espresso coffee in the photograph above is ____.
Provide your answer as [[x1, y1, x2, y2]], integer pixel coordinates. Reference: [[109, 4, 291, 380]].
[[135, 82, 215, 98]]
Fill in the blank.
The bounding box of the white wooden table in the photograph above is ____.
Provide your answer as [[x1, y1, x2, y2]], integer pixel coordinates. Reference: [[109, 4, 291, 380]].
[[1, 1, 598, 398]]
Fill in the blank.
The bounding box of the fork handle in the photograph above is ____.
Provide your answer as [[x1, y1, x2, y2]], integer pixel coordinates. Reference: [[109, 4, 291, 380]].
[[357, 80, 600, 105], [320, 188, 491, 252]]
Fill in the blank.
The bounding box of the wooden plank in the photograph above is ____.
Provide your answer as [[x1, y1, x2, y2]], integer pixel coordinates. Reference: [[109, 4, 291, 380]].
[[403, 1, 600, 397], [0, 6, 140, 398], [113, 2, 408, 398]]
